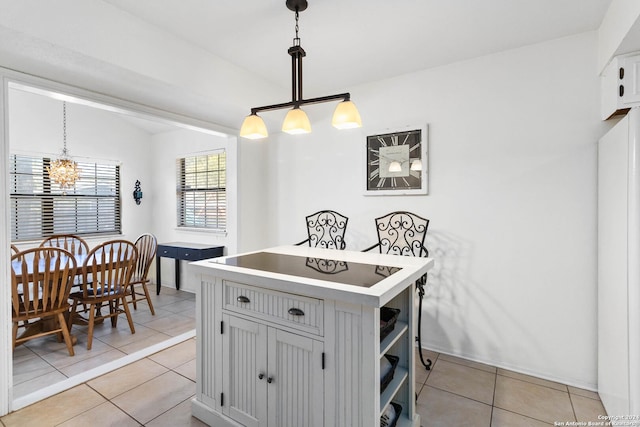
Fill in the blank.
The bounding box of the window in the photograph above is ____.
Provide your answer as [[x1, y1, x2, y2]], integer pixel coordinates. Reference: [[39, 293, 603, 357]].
[[176, 150, 226, 231], [9, 154, 121, 241]]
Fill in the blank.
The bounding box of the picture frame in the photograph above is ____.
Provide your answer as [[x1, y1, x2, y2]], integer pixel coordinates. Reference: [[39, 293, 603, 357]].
[[364, 124, 428, 195]]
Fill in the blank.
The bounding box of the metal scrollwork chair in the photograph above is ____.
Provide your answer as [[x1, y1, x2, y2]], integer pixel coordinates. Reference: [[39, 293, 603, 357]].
[[363, 211, 429, 257], [363, 211, 432, 372], [295, 210, 349, 250]]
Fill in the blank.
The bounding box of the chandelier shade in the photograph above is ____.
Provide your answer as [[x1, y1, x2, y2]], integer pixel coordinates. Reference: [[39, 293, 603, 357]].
[[239, 0, 361, 139], [46, 101, 80, 190]]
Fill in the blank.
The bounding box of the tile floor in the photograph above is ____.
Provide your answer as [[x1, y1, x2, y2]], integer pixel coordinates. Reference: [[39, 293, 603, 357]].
[[415, 350, 607, 427], [12, 287, 196, 400], [5, 289, 607, 427]]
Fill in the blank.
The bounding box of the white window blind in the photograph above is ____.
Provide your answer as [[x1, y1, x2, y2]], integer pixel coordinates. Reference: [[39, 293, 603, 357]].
[[176, 151, 226, 231], [9, 154, 121, 241]]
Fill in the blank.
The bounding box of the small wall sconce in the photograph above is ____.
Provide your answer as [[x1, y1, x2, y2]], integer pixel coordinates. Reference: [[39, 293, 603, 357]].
[[133, 180, 143, 205]]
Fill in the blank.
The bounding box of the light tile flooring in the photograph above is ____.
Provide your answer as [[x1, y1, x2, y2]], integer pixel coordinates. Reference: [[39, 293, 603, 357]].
[[12, 287, 196, 400], [415, 350, 607, 427], [4, 290, 606, 426]]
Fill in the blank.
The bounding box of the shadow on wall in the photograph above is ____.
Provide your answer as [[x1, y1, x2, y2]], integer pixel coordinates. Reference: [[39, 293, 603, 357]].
[[420, 229, 546, 367]]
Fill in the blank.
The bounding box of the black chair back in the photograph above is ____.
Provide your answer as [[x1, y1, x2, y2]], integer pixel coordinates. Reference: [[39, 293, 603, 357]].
[[296, 210, 348, 250], [365, 211, 429, 257]]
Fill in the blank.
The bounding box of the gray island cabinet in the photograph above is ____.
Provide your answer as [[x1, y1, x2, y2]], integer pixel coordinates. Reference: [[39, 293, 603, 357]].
[[189, 245, 433, 427]]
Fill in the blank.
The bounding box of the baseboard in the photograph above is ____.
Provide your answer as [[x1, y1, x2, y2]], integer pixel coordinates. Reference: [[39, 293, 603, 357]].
[[418, 342, 598, 392]]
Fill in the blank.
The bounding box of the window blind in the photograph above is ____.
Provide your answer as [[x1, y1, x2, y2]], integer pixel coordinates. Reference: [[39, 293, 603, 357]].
[[9, 154, 121, 241], [176, 151, 226, 231]]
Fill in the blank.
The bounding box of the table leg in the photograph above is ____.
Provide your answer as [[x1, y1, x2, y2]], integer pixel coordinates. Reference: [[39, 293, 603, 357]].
[[156, 255, 161, 295], [175, 259, 180, 290]]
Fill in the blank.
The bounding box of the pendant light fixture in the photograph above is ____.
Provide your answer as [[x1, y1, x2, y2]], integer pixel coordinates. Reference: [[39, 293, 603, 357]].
[[46, 101, 80, 190], [239, 0, 362, 139]]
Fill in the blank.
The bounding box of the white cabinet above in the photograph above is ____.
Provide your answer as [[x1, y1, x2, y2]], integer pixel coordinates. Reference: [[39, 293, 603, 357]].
[[602, 53, 640, 120]]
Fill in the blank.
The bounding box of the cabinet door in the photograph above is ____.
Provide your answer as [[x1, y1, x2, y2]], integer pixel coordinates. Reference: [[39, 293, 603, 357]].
[[267, 328, 324, 427], [623, 55, 640, 105], [222, 314, 268, 427]]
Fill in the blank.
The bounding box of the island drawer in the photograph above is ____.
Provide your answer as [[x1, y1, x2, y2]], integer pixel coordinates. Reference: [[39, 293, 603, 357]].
[[222, 281, 324, 336]]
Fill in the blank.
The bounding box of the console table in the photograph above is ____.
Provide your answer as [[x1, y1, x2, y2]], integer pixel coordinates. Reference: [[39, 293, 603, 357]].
[[155, 242, 224, 294]]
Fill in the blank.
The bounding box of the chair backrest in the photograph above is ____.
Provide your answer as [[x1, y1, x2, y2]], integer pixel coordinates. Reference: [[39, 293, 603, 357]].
[[11, 247, 77, 319], [40, 234, 90, 256], [82, 240, 137, 297], [373, 211, 429, 257], [303, 210, 349, 250], [10, 244, 19, 254], [133, 233, 157, 281]]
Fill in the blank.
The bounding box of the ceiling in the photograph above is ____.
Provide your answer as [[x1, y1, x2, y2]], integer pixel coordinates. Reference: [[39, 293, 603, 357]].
[[101, 0, 612, 96]]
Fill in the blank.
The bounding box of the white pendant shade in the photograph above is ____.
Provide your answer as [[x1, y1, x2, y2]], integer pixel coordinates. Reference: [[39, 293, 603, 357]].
[[282, 108, 312, 134], [331, 100, 362, 129], [410, 159, 422, 171], [240, 114, 269, 140], [241, 3, 361, 138]]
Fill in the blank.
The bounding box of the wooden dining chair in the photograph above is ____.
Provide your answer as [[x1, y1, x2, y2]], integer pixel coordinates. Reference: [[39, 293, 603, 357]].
[[127, 233, 157, 315], [295, 210, 349, 250], [11, 247, 78, 356], [10, 244, 19, 254], [69, 239, 138, 350], [40, 234, 90, 256]]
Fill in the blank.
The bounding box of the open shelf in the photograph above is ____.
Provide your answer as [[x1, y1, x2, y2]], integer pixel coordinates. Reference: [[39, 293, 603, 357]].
[[380, 321, 408, 357], [380, 366, 408, 411]]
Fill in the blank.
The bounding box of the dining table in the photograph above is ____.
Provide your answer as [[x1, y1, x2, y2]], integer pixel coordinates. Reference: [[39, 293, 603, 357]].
[[10, 248, 128, 348]]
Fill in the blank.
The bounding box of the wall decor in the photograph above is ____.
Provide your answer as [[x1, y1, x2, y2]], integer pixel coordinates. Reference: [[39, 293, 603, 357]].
[[365, 124, 428, 195], [133, 180, 143, 205]]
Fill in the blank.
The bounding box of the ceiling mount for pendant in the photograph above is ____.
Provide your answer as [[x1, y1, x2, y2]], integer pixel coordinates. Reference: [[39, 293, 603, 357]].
[[239, 0, 362, 140], [285, 0, 307, 12]]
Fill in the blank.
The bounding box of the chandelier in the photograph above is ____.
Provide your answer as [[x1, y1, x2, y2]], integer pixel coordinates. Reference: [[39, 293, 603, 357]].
[[239, 0, 362, 139], [46, 101, 80, 190]]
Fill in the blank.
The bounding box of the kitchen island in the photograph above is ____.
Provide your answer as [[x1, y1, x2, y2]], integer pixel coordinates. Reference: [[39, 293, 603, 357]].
[[189, 245, 433, 427]]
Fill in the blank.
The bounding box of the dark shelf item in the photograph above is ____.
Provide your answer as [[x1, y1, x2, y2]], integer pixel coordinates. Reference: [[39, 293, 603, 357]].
[[380, 354, 399, 394], [380, 307, 401, 342], [388, 402, 403, 427]]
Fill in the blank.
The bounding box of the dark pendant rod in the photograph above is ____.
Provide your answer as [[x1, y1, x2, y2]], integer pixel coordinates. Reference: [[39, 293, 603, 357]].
[[250, 93, 351, 115]]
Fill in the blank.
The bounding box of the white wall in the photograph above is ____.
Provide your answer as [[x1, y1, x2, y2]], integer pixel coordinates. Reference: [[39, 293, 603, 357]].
[[0, 3, 617, 393], [8, 88, 154, 247], [264, 32, 611, 389], [7, 88, 243, 294], [149, 128, 237, 292], [598, 0, 640, 72]]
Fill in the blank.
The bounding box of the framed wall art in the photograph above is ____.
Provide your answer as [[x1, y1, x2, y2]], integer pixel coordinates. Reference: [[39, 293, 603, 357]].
[[364, 124, 428, 195]]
